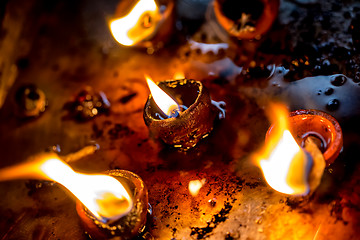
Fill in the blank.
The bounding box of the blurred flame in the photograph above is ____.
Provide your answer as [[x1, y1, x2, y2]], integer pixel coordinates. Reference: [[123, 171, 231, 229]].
[[254, 104, 312, 196], [189, 179, 206, 196], [109, 0, 161, 46], [0, 154, 133, 222], [145, 75, 180, 117], [173, 71, 185, 79]]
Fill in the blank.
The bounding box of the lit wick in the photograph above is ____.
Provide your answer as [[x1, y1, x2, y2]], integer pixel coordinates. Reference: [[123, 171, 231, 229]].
[[253, 104, 338, 196], [76, 170, 148, 239], [143, 75, 226, 150], [110, 0, 159, 46], [146, 75, 180, 118], [189, 179, 206, 197], [109, 0, 175, 48], [0, 150, 148, 239]]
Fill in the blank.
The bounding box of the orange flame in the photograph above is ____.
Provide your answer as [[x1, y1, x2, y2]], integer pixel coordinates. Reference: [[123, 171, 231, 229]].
[[0, 153, 133, 223], [254, 104, 312, 196], [189, 179, 206, 196], [173, 71, 185, 80], [109, 0, 161, 46], [145, 75, 180, 117]]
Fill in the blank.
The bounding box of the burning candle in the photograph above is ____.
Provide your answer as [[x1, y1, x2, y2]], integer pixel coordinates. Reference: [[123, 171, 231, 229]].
[[189, 179, 206, 197], [286, 109, 343, 166], [143, 76, 225, 150], [109, 0, 175, 49], [212, 0, 279, 40], [76, 170, 148, 240], [0, 152, 148, 239], [254, 104, 343, 196]]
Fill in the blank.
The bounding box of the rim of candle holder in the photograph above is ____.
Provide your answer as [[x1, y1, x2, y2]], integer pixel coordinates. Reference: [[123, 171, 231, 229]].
[[213, 0, 279, 40], [266, 109, 343, 166], [143, 79, 218, 150], [76, 170, 148, 240]]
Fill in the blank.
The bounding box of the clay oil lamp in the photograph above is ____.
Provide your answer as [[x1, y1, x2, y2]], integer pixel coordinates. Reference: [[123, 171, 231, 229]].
[[286, 109, 343, 166], [15, 84, 47, 118], [143, 75, 225, 151], [253, 103, 343, 196], [76, 169, 148, 240], [0, 152, 148, 240], [213, 0, 279, 40], [109, 0, 175, 49]]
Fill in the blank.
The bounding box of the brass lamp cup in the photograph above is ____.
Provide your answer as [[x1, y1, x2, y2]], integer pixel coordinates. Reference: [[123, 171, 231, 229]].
[[266, 109, 343, 166], [113, 0, 175, 48], [76, 170, 148, 240], [213, 0, 279, 40], [143, 79, 221, 151]]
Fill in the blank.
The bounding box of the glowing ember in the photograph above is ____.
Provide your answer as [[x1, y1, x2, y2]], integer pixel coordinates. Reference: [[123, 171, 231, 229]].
[[0, 153, 133, 223], [109, 0, 161, 46], [145, 75, 180, 117], [189, 179, 206, 196], [254, 104, 313, 196]]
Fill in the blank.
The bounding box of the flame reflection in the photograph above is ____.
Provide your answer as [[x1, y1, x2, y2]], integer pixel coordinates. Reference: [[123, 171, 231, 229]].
[[0, 153, 133, 222], [145, 75, 180, 117], [254, 104, 312, 196], [110, 0, 161, 46], [189, 179, 206, 196]]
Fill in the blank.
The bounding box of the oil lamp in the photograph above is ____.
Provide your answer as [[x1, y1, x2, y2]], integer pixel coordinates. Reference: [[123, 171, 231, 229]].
[[266, 109, 343, 166], [109, 0, 175, 49], [15, 84, 47, 118], [76, 170, 148, 240], [286, 109, 343, 166], [212, 0, 279, 40], [254, 104, 343, 196], [0, 152, 148, 240], [143, 76, 225, 150]]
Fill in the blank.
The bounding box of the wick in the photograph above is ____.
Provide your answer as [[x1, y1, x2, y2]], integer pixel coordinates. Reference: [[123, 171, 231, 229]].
[[168, 107, 180, 118], [62, 144, 100, 163], [155, 105, 187, 120]]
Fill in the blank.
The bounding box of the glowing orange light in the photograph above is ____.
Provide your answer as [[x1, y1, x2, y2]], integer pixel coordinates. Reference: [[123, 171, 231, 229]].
[[0, 153, 133, 223], [254, 104, 312, 196], [145, 75, 180, 117], [173, 71, 185, 80], [109, 0, 161, 46], [189, 179, 206, 196]]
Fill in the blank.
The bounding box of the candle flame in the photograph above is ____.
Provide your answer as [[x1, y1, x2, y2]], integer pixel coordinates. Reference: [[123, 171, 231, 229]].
[[0, 153, 133, 223], [189, 179, 206, 196], [173, 71, 185, 80], [254, 104, 312, 196], [145, 75, 180, 117], [109, 0, 161, 46]]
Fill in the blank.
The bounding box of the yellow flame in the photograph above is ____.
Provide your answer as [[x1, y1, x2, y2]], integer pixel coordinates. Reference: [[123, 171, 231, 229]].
[[0, 154, 133, 222], [145, 75, 180, 117], [254, 104, 312, 196], [109, 0, 161, 46], [189, 179, 206, 196]]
